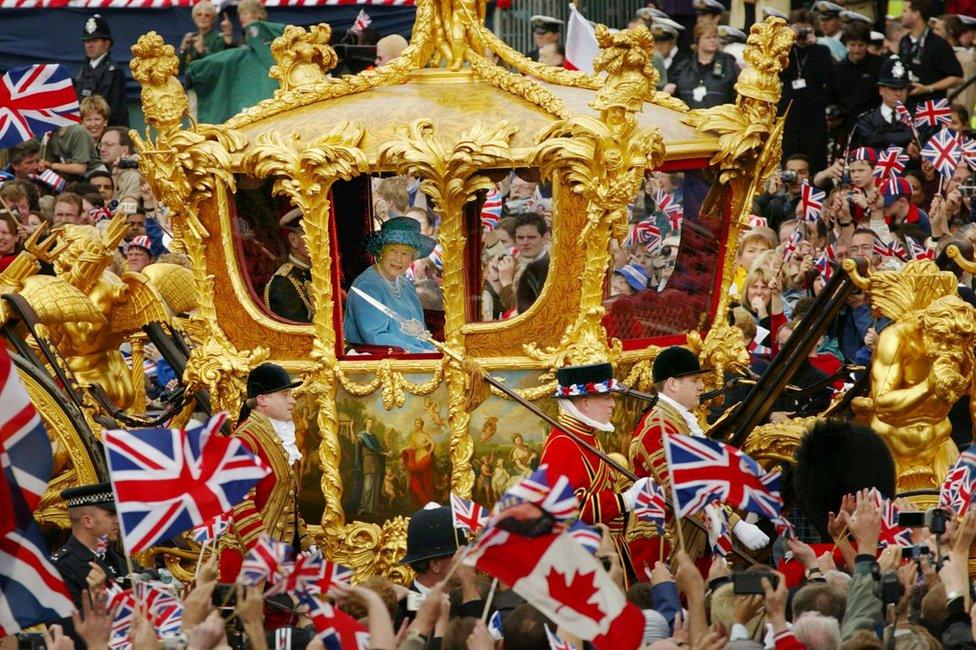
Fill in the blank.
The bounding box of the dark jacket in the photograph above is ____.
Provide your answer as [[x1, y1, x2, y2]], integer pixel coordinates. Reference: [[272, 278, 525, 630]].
[[668, 51, 739, 109], [834, 53, 882, 127], [264, 260, 313, 323], [516, 253, 549, 314], [778, 43, 836, 117], [853, 105, 915, 151], [74, 54, 128, 126], [899, 28, 964, 108]]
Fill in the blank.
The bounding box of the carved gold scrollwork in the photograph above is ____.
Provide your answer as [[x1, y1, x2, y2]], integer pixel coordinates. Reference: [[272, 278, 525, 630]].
[[241, 124, 369, 533], [528, 26, 665, 373], [269, 24, 338, 92], [682, 18, 794, 345], [336, 360, 446, 411], [130, 32, 264, 416], [378, 118, 517, 497]]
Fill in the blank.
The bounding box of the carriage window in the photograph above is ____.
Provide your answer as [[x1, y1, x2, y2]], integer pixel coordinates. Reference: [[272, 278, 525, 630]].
[[602, 168, 722, 342], [231, 174, 445, 357], [474, 171, 552, 322]]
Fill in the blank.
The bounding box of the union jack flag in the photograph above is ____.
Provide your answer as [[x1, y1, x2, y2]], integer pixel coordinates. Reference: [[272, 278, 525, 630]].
[[873, 236, 907, 261], [0, 346, 74, 635], [800, 182, 824, 222], [875, 147, 908, 179], [89, 205, 113, 224], [0, 64, 80, 149], [96, 534, 109, 558], [772, 515, 796, 539], [894, 102, 915, 129], [633, 479, 666, 532], [239, 534, 290, 586], [704, 504, 733, 556], [655, 190, 683, 233], [498, 465, 580, 522], [107, 587, 135, 649], [545, 625, 577, 650], [29, 169, 66, 193], [914, 98, 953, 128], [940, 444, 976, 516], [317, 559, 354, 592], [921, 128, 961, 178], [815, 251, 833, 283], [265, 549, 324, 597], [747, 215, 768, 228], [351, 8, 371, 32], [102, 412, 270, 553], [868, 489, 913, 548], [481, 187, 503, 231], [135, 582, 183, 636], [962, 137, 976, 172], [450, 493, 490, 534], [487, 610, 504, 641], [297, 591, 370, 650], [567, 521, 602, 555], [625, 219, 660, 248], [428, 244, 443, 271], [781, 226, 803, 263], [906, 236, 934, 260], [662, 432, 783, 520], [191, 513, 230, 543]]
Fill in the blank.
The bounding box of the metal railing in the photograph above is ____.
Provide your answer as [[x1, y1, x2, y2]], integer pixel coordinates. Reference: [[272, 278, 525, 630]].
[[493, 0, 646, 55]]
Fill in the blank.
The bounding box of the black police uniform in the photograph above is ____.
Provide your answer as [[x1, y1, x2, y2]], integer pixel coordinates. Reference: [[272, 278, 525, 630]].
[[74, 15, 128, 126], [264, 259, 313, 323], [853, 56, 915, 151], [834, 53, 882, 129], [667, 51, 739, 109], [898, 27, 963, 109], [779, 43, 836, 174], [51, 535, 128, 605]]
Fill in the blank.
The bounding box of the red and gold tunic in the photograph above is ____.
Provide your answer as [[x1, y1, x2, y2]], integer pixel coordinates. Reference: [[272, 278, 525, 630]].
[[219, 410, 311, 582], [628, 400, 739, 569], [539, 411, 635, 578]]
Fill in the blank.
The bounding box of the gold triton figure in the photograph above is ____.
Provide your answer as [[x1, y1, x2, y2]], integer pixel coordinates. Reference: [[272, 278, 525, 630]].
[[848, 260, 976, 491]]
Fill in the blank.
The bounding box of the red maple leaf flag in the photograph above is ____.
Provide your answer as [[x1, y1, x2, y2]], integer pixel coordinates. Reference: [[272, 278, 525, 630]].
[[466, 527, 644, 649]]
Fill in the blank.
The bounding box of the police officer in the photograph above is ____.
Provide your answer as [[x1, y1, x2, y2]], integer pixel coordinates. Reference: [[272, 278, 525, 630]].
[[264, 208, 313, 323], [51, 482, 128, 606], [528, 15, 562, 62], [853, 56, 916, 152], [75, 14, 128, 127]]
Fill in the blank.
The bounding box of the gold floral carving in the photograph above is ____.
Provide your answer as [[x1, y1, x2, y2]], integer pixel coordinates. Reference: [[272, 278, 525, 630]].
[[378, 118, 516, 497], [240, 125, 369, 533], [130, 32, 266, 415], [269, 24, 337, 92], [682, 18, 794, 339], [742, 416, 814, 466], [336, 360, 446, 411], [527, 26, 665, 373]]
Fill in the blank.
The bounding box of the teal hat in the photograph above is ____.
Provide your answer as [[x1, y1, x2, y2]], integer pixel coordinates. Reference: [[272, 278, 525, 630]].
[[365, 216, 437, 260]]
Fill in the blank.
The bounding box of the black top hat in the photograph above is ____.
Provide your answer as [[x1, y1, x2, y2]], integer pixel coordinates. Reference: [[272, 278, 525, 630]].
[[246, 363, 302, 399], [400, 505, 465, 565], [554, 362, 625, 398], [61, 482, 115, 511], [82, 14, 113, 41], [878, 55, 910, 89], [652, 346, 710, 383]]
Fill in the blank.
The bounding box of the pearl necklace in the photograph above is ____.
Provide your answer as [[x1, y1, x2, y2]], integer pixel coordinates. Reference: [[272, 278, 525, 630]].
[[377, 265, 402, 298]]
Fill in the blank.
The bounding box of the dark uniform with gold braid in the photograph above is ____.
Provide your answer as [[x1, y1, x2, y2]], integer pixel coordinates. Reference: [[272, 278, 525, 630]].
[[219, 364, 311, 583], [264, 257, 314, 323], [628, 348, 740, 568]]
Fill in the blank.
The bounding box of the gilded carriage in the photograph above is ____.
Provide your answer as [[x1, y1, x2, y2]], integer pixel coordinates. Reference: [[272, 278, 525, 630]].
[[13, 0, 955, 578]]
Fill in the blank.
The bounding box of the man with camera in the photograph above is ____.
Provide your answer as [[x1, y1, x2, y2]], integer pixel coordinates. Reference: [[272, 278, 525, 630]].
[[98, 127, 141, 205], [753, 154, 812, 232]]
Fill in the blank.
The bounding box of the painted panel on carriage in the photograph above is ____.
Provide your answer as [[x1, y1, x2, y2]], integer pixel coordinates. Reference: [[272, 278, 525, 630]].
[[292, 370, 569, 525]]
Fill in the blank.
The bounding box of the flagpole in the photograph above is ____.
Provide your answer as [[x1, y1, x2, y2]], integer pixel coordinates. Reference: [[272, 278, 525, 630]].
[[659, 422, 687, 553], [480, 577, 499, 622], [195, 538, 211, 577]]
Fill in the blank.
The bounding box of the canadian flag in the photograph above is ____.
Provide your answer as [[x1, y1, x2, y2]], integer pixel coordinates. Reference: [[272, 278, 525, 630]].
[[466, 528, 644, 649], [564, 3, 600, 74]]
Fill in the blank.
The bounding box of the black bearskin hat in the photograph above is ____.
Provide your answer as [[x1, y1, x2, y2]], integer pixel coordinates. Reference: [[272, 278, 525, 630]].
[[793, 418, 897, 540]]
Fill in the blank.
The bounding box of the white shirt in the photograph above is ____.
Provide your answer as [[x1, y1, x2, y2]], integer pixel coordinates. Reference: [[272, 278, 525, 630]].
[[657, 393, 704, 437], [880, 103, 895, 123], [269, 418, 302, 465], [88, 53, 107, 69]]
